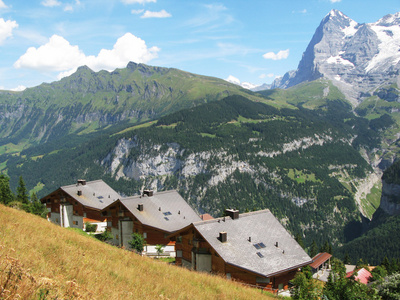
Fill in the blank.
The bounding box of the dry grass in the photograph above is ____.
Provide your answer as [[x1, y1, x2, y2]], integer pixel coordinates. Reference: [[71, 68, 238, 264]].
[[0, 204, 276, 299]]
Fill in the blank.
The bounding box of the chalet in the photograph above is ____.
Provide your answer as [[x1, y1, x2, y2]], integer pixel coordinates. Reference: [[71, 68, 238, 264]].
[[40, 179, 120, 231], [102, 190, 202, 249], [310, 252, 332, 281], [171, 209, 312, 292], [346, 267, 372, 285]]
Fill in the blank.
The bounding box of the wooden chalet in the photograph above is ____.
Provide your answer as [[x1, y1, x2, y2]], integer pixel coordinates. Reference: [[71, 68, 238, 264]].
[[40, 179, 120, 231], [101, 190, 202, 249], [170, 209, 312, 292]]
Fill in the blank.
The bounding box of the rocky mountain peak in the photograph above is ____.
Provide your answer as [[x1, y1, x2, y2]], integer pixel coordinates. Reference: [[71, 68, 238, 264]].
[[272, 10, 400, 106]]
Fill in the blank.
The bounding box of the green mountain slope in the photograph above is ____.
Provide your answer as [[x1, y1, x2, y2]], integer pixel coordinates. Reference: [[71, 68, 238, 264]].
[[0, 62, 270, 151], [5, 94, 388, 249]]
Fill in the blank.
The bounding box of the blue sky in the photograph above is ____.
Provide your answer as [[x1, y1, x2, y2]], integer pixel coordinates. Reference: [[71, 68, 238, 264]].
[[0, 0, 399, 90]]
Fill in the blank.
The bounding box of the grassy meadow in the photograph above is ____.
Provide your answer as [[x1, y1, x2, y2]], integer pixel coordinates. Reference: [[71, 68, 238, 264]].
[[0, 204, 276, 299]]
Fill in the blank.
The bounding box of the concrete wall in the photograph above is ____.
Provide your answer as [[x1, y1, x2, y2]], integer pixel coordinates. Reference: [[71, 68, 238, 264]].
[[49, 212, 61, 225], [196, 253, 212, 272]]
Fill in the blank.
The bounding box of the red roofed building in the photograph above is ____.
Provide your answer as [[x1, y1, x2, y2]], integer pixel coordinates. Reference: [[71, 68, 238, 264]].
[[346, 267, 372, 285], [310, 252, 332, 273]]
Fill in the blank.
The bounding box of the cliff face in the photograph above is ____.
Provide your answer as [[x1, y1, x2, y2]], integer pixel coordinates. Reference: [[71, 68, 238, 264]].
[[272, 10, 400, 105], [380, 180, 400, 215]]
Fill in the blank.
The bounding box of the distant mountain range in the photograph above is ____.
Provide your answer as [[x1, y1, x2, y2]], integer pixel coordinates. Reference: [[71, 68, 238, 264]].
[[271, 10, 400, 105]]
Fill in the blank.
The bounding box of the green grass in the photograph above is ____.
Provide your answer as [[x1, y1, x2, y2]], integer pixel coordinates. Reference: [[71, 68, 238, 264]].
[[113, 120, 157, 136], [360, 182, 382, 219], [29, 182, 45, 195], [200, 133, 217, 138], [287, 169, 320, 183]]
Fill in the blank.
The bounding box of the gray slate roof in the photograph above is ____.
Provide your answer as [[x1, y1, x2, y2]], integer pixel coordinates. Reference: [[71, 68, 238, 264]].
[[61, 180, 120, 210], [193, 209, 312, 277], [120, 190, 202, 233]]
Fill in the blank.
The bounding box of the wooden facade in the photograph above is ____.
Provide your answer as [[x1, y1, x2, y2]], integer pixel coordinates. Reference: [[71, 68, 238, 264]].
[[174, 226, 301, 292], [103, 200, 172, 248]]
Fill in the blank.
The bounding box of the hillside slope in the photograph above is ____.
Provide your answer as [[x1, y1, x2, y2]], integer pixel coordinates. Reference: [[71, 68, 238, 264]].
[[0, 62, 268, 151], [0, 204, 274, 299]]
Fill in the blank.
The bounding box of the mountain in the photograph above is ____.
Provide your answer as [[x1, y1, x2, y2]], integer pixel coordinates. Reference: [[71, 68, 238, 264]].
[[6, 91, 389, 248], [0, 62, 262, 150], [272, 10, 400, 105]]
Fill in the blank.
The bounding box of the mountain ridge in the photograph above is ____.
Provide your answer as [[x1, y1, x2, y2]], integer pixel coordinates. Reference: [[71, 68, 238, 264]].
[[271, 9, 400, 105]]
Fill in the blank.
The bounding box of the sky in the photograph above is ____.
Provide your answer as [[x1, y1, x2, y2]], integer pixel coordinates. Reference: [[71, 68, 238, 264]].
[[0, 0, 399, 91]]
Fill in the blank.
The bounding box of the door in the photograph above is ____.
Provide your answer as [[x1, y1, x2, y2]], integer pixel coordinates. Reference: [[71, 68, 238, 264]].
[[120, 220, 134, 248]]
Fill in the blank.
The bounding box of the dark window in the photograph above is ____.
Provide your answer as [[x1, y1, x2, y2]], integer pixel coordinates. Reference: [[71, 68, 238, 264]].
[[256, 252, 264, 258]]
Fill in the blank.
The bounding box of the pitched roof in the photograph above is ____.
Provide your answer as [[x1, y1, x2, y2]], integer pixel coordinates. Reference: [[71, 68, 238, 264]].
[[346, 267, 372, 284], [192, 209, 312, 277], [59, 179, 120, 210], [118, 190, 202, 233], [310, 252, 332, 269]]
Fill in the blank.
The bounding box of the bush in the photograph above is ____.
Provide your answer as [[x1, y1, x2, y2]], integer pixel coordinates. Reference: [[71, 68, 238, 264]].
[[95, 230, 113, 242], [85, 222, 98, 233]]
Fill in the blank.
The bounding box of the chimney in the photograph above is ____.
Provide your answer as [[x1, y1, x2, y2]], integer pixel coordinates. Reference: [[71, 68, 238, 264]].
[[143, 190, 153, 197], [137, 203, 144, 211], [219, 232, 227, 243], [77, 179, 86, 186], [77, 190, 82, 196], [225, 209, 239, 220], [275, 242, 279, 247]]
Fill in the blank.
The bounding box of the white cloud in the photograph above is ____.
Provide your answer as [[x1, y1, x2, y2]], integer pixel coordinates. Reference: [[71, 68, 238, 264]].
[[263, 49, 289, 60], [41, 0, 62, 7], [330, 0, 341, 2], [11, 85, 26, 91], [64, 4, 73, 11], [0, 18, 18, 44], [141, 9, 171, 18], [122, 0, 156, 4], [14, 33, 160, 79], [0, 1, 8, 9], [131, 9, 144, 14], [225, 75, 240, 85]]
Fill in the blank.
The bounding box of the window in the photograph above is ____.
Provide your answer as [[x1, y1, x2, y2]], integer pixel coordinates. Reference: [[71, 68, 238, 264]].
[[143, 232, 147, 238], [256, 277, 270, 284], [116, 234, 119, 240], [256, 252, 264, 258], [176, 250, 182, 258], [226, 273, 231, 280], [278, 283, 284, 290]]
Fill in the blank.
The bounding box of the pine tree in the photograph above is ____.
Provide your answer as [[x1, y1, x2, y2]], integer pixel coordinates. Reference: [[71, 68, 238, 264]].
[[0, 174, 14, 205], [16, 176, 29, 204], [29, 192, 47, 217], [310, 240, 318, 257]]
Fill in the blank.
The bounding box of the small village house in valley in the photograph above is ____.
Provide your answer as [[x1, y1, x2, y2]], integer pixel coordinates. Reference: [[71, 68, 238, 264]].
[[102, 190, 202, 250], [40, 179, 120, 231], [171, 209, 312, 292]]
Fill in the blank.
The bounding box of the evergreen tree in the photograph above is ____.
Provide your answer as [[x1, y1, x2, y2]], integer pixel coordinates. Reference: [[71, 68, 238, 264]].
[[128, 233, 146, 253], [0, 174, 14, 205], [310, 240, 318, 257], [16, 176, 29, 204], [29, 192, 47, 217], [295, 233, 305, 249]]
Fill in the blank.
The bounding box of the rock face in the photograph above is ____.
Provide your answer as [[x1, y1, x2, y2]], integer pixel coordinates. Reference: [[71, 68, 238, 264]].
[[380, 180, 400, 215], [272, 10, 400, 105]]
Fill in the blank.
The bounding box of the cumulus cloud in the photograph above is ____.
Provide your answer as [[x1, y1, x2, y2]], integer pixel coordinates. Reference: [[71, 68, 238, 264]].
[[11, 85, 26, 92], [14, 33, 160, 79], [0, 18, 18, 44], [122, 0, 156, 4], [141, 9, 171, 18], [225, 75, 240, 85], [0, 1, 8, 9], [41, 0, 61, 7], [263, 49, 289, 60], [330, 0, 341, 2]]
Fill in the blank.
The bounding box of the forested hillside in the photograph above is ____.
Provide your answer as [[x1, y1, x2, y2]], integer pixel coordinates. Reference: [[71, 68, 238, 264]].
[[4, 94, 390, 250]]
